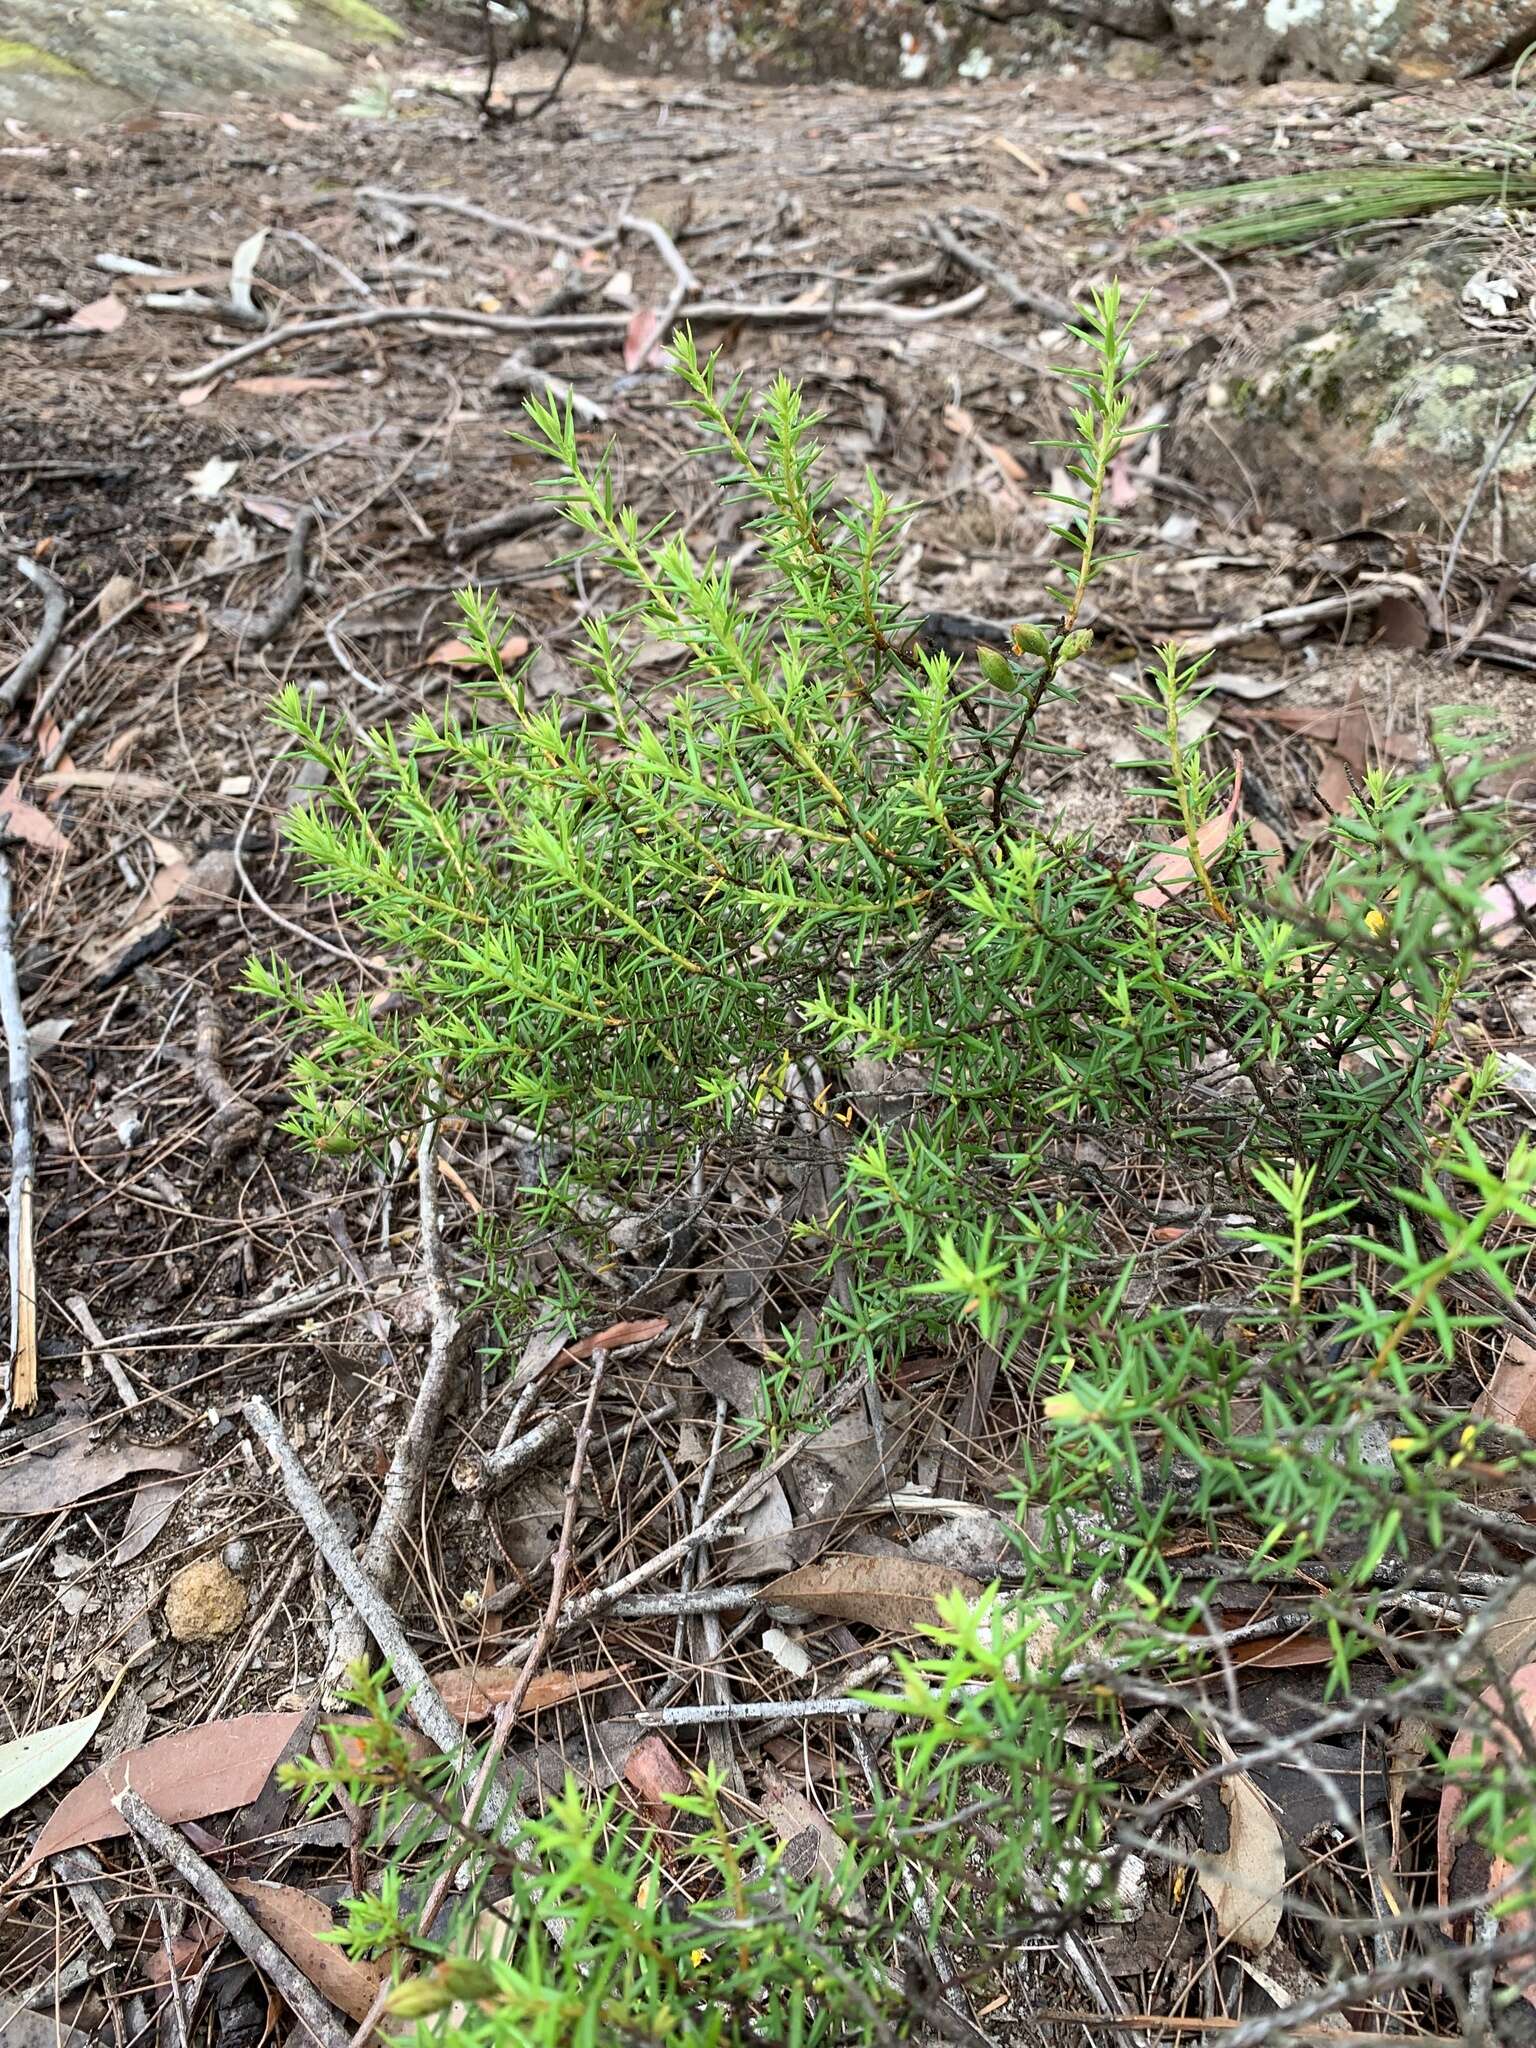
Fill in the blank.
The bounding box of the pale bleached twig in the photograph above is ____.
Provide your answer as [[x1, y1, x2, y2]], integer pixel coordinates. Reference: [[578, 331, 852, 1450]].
[[2, 556, 69, 710], [168, 286, 989, 388], [327, 1117, 469, 1684], [65, 1293, 138, 1410], [343, 1351, 610, 2046], [243, 1393, 469, 1762], [358, 186, 590, 252], [0, 853, 37, 1417], [114, 1784, 352, 2048]]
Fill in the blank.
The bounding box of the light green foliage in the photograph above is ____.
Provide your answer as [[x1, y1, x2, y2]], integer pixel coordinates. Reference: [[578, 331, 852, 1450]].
[[258, 291, 1536, 2037]]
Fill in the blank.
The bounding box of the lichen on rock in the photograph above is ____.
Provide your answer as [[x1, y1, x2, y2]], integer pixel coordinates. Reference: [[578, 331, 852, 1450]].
[[1187, 226, 1536, 555]]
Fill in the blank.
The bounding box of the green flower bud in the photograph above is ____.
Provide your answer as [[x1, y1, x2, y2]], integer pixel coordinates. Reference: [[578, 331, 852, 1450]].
[[1011, 621, 1053, 661], [976, 646, 1015, 690], [1058, 627, 1094, 663], [386, 1977, 455, 2018]]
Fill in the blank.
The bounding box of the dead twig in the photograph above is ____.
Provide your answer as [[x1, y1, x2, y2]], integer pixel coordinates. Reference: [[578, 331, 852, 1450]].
[[329, 1117, 471, 1682], [113, 1784, 352, 2048], [169, 287, 989, 389], [357, 187, 588, 252], [1438, 367, 1536, 614], [2, 556, 69, 711], [192, 996, 263, 1168], [243, 1393, 472, 1761], [482, 0, 589, 127], [927, 221, 1072, 324], [444, 503, 561, 560], [0, 853, 37, 1417], [489, 1367, 867, 1633], [215, 505, 317, 649], [65, 1294, 139, 1410]]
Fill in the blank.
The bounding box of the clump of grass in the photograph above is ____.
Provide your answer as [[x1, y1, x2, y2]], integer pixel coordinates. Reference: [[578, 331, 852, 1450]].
[[1153, 161, 1536, 252]]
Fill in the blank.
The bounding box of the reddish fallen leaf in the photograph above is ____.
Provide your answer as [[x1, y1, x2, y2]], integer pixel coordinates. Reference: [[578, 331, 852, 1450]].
[[624, 1734, 690, 1813], [555, 1315, 669, 1367], [1474, 1334, 1536, 1438], [1107, 453, 1138, 510], [623, 306, 664, 374], [231, 375, 350, 396], [431, 1665, 612, 1725], [1135, 755, 1244, 910], [230, 1880, 387, 2023], [0, 1439, 195, 1518], [427, 637, 477, 666], [177, 383, 215, 408], [67, 295, 128, 334], [942, 403, 975, 439], [0, 773, 68, 857], [25, 1711, 305, 1868], [761, 1552, 983, 1634]]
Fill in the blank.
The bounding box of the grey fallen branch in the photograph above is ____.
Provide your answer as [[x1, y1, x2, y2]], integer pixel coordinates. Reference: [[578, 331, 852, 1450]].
[[214, 505, 317, 648], [463, 1396, 677, 1496], [2, 556, 69, 711], [490, 356, 608, 423], [927, 221, 1073, 325], [1180, 586, 1387, 655], [113, 1785, 351, 2048], [328, 1117, 472, 1685], [243, 1393, 475, 1765], [445, 502, 561, 560], [0, 854, 37, 1417], [358, 186, 590, 252], [169, 285, 989, 388], [636, 1692, 882, 1729]]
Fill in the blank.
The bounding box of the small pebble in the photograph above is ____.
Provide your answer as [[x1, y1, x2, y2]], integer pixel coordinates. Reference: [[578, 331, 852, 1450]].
[[222, 1537, 253, 1576]]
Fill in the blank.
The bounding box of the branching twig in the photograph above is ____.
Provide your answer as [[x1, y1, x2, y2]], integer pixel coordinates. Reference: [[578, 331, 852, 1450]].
[[216, 505, 317, 649], [927, 221, 1073, 324], [2, 557, 69, 711], [168, 287, 989, 389], [357, 187, 588, 253], [481, 0, 589, 127], [192, 996, 263, 1168], [114, 1785, 352, 2048], [489, 1370, 867, 1641], [244, 1394, 470, 1762], [328, 1117, 470, 1683], [0, 853, 36, 1417]]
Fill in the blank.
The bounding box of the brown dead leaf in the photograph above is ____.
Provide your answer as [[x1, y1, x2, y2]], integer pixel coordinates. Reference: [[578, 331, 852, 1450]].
[[0, 773, 68, 857], [1375, 592, 1430, 651], [230, 375, 349, 396], [981, 438, 1027, 484], [942, 403, 975, 439], [67, 295, 128, 334], [230, 1880, 388, 2024], [761, 1551, 983, 1633], [1474, 1334, 1536, 1438], [1439, 1661, 1536, 2003], [111, 1470, 193, 1567], [1198, 1771, 1285, 1954], [38, 768, 175, 800], [555, 1315, 669, 1366], [432, 1665, 612, 1726], [760, 1764, 857, 1901], [0, 1438, 195, 1518], [26, 1711, 305, 1867], [1135, 756, 1244, 910]]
